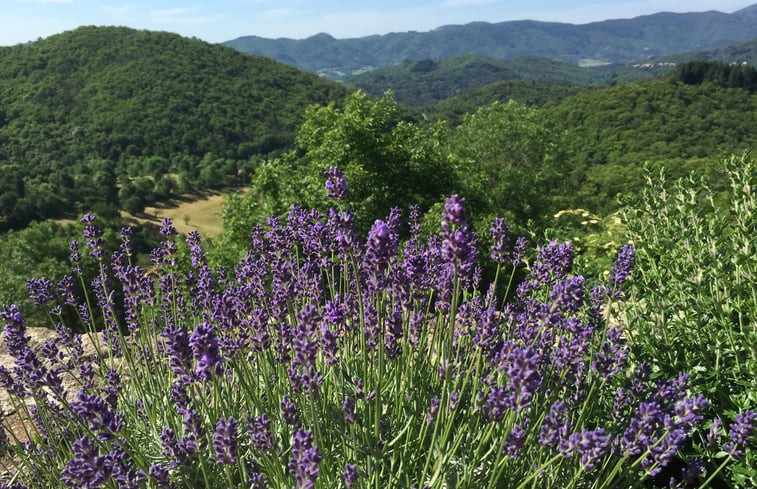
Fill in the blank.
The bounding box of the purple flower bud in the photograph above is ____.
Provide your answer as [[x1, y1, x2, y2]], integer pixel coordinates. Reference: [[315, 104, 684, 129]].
[[159, 218, 176, 237], [288, 428, 321, 489], [26, 278, 57, 306], [609, 244, 635, 291], [561, 428, 611, 470], [490, 217, 510, 264], [248, 414, 276, 453], [425, 396, 440, 424], [281, 395, 300, 426], [342, 397, 356, 425], [213, 417, 238, 465], [343, 464, 358, 487], [723, 410, 757, 458], [188, 322, 223, 381], [325, 166, 347, 199]]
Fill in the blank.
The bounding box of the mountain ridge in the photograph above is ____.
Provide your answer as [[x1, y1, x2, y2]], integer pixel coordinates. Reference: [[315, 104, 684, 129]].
[[223, 5, 757, 79]]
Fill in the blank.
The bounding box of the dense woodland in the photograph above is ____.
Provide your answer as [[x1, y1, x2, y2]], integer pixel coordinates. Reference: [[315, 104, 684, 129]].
[[0, 26, 346, 228]]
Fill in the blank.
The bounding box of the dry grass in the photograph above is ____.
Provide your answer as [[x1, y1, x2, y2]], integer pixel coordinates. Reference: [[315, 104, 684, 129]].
[[121, 188, 248, 237]]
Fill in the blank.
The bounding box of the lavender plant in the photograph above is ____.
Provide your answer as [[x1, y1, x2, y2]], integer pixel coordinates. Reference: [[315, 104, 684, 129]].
[[0, 173, 754, 488]]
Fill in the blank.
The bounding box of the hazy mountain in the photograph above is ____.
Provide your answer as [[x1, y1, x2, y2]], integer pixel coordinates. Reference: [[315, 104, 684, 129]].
[[654, 36, 757, 65], [223, 4, 757, 79]]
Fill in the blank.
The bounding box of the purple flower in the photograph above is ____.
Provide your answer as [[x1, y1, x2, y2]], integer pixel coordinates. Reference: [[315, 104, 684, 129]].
[[425, 396, 441, 424], [81, 214, 106, 260], [60, 436, 112, 488], [325, 166, 348, 199], [504, 422, 528, 459], [561, 428, 612, 470], [681, 457, 706, 485], [342, 397, 356, 425], [490, 217, 510, 264], [148, 463, 174, 489], [343, 464, 358, 487], [71, 390, 124, 441], [281, 395, 300, 426], [213, 417, 238, 465], [608, 244, 635, 294], [1, 304, 29, 358], [161, 323, 193, 381], [362, 217, 398, 290], [248, 414, 276, 453], [723, 410, 757, 457], [440, 195, 478, 284], [159, 217, 176, 237], [188, 322, 224, 381], [26, 278, 57, 306], [530, 241, 573, 287], [119, 227, 133, 257], [539, 401, 571, 448], [511, 236, 528, 267], [288, 428, 321, 489]]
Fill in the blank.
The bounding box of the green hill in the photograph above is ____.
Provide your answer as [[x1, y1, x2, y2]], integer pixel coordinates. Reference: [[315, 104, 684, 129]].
[[546, 79, 757, 210], [0, 26, 347, 228], [224, 5, 757, 78], [344, 55, 666, 106], [656, 37, 757, 66]]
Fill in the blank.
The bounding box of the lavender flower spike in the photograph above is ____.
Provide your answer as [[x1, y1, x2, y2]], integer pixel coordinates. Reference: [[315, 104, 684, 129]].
[[723, 410, 757, 457], [213, 417, 238, 465], [325, 166, 347, 199]]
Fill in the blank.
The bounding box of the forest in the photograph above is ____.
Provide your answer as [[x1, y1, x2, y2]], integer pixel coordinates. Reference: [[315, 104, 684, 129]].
[[0, 26, 755, 489]]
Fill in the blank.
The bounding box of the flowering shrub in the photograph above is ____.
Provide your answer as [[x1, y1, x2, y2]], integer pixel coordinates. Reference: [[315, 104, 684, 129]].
[[0, 176, 754, 488]]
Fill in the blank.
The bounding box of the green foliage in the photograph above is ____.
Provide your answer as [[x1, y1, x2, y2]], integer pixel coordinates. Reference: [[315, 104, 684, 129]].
[[620, 154, 757, 488], [219, 91, 458, 252], [450, 100, 571, 233], [345, 55, 660, 106], [669, 61, 757, 92], [0, 26, 347, 228], [548, 80, 757, 212], [430, 80, 592, 124]]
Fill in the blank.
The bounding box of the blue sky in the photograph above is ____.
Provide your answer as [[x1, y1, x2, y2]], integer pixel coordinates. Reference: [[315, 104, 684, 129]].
[[2, 0, 754, 46]]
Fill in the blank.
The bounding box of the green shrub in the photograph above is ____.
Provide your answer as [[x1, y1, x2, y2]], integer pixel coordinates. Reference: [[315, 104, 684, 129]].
[[620, 153, 757, 487]]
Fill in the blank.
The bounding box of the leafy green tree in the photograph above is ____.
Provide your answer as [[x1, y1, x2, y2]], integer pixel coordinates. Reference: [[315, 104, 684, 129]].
[[450, 100, 570, 233], [220, 91, 458, 251]]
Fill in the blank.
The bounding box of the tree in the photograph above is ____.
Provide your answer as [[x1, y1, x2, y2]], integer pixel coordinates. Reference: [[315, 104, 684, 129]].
[[450, 100, 570, 232]]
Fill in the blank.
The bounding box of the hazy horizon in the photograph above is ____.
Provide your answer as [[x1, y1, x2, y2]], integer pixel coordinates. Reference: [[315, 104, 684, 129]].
[[2, 0, 755, 47]]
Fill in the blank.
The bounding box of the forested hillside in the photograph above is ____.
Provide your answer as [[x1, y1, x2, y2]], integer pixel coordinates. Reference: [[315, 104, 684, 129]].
[[656, 37, 757, 66], [546, 74, 757, 211], [0, 26, 347, 228], [344, 55, 665, 105]]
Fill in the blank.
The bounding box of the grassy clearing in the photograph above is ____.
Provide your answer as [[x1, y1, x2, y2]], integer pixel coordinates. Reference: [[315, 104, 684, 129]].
[[122, 188, 248, 237]]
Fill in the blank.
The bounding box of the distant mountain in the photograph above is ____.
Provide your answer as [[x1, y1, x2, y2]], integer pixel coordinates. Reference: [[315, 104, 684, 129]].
[[223, 4, 757, 79], [0, 26, 346, 227], [655, 37, 757, 66], [344, 54, 669, 105]]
